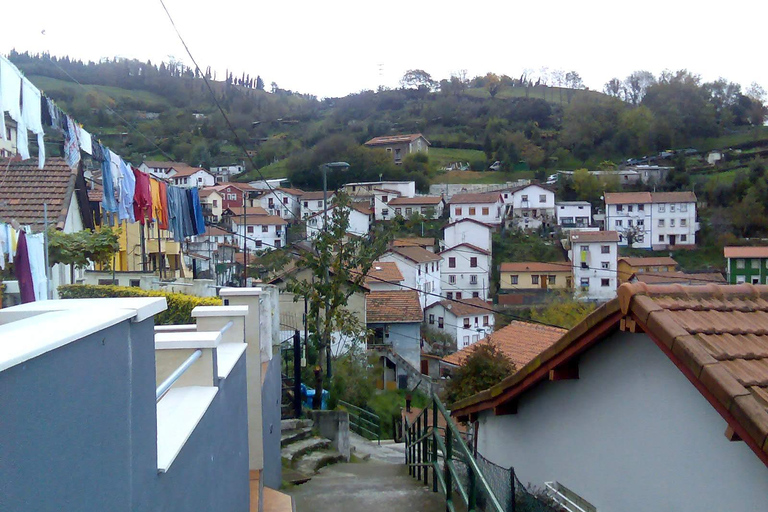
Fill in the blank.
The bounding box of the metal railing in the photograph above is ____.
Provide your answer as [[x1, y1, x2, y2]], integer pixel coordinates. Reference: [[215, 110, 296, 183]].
[[156, 349, 203, 401], [338, 399, 381, 445], [405, 393, 505, 512]]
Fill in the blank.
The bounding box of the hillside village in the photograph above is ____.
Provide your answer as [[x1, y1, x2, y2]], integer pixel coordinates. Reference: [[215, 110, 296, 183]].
[[3, 51, 768, 512]]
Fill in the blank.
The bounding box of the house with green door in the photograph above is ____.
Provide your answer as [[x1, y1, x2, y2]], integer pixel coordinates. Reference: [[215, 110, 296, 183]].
[[724, 246, 768, 284]]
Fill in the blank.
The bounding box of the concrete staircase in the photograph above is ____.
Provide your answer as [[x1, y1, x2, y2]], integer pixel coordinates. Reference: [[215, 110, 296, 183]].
[[281, 419, 345, 484]]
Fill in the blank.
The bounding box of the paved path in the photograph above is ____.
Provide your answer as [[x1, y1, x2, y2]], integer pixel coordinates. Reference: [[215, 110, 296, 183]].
[[349, 432, 406, 464], [287, 461, 445, 512]]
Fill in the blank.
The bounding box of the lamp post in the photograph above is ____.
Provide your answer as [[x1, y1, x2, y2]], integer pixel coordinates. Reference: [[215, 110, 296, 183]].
[[320, 161, 350, 381]]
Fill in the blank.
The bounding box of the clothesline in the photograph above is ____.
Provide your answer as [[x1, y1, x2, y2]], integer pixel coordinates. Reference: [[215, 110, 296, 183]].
[[0, 222, 48, 303]]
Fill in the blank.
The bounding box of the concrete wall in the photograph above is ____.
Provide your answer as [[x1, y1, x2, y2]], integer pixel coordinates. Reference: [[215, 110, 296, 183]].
[[476, 331, 768, 512], [310, 410, 351, 461], [261, 355, 283, 489], [369, 322, 421, 371], [83, 271, 217, 297]]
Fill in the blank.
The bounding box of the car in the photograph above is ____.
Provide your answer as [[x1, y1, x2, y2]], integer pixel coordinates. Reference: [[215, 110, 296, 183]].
[[489, 161, 502, 171]]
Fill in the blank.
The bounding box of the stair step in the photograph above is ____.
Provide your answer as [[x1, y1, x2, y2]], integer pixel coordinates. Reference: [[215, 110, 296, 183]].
[[281, 427, 314, 447], [283, 437, 331, 462], [295, 449, 346, 474], [281, 418, 313, 432], [282, 467, 312, 486]]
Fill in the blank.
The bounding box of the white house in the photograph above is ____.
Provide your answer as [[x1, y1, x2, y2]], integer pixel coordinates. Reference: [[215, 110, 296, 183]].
[[555, 201, 592, 229], [385, 196, 445, 220], [604, 191, 698, 250], [507, 183, 556, 229], [424, 298, 494, 350], [300, 191, 334, 219], [341, 181, 416, 199], [452, 283, 768, 512], [380, 246, 442, 308], [569, 230, 619, 301], [442, 219, 493, 255], [169, 166, 216, 188], [231, 213, 287, 251], [210, 164, 245, 182], [439, 243, 492, 301], [305, 203, 372, 240], [259, 187, 303, 222], [138, 160, 179, 179], [449, 192, 504, 226]]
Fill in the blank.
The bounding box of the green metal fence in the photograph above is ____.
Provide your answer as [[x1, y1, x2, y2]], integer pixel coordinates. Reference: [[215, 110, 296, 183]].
[[338, 399, 381, 445]]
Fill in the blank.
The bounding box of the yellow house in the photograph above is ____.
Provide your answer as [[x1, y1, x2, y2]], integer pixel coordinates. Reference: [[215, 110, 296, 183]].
[[199, 187, 224, 223], [499, 262, 572, 291], [617, 256, 677, 284], [97, 221, 188, 277]]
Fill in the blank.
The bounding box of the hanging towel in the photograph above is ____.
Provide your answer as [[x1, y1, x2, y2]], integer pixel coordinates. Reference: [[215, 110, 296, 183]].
[[117, 157, 136, 223], [158, 180, 169, 230], [150, 178, 163, 224], [0, 223, 8, 270], [78, 125, 93, 155], [14, 230, 35, 303], [132, 167, 153, 224], [188, 187, 207, 235], [21, 77, 45, 168], [0, 56, 22, 141], [64, 116, 81, 169], [101, 147, 118, 213], [26, 232, 48, 301], [166, 186, 181, 241]]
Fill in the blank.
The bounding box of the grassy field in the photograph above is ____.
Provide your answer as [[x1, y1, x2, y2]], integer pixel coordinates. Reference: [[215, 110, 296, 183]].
[[432, 170, 534, 184], [464, 85, 604, 104], [239, 159, 290, 182], [696, 127, 768, 152], [428, 147, 486, 170], [29, 75, 170, 110]]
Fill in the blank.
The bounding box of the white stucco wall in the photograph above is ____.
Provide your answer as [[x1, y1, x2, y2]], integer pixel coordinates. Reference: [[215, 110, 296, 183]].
[[443, 222, 493, 254], [440, 247, 491, 300], [449, 201, 503, 225], [476, 331, 768, 512]]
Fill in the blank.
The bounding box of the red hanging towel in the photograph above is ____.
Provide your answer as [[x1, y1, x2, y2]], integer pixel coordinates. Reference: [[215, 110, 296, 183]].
[[132, 167, 153, 224], [14, 230, 35, 303]]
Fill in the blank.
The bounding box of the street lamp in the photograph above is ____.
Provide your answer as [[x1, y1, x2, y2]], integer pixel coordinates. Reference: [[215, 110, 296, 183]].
[[319, 161, 350, 381]]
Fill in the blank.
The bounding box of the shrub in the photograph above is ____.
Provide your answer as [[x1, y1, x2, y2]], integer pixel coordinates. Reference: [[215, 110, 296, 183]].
[[58, 284, 222, 325]]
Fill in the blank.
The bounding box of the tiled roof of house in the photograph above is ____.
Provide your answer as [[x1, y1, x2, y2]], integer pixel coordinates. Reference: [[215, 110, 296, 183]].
[[364, 133, 429, 146], [198, 187, 222, 198], [451, 283, 768, 467], [170, 165, 210, 177], [443, 218, 495, 230], [426, 298, 492, 318], [631, 271, 726, 285], [277, 187, 304, 196], [604, 191, 697, 204], [351, 202, 373, 215], [387, 196, 443, 206], [389, 246, 442, 263], [650, 191, 697, 203], [203, 226, 230, 237], [224, 206, 268, 216], [570, 230, 620, 243], [300, 190, 334, 201], [87, 184, 102, 203], [0, 157, 81, 231], [618, 256, 678, 267], [442, 320, 566, 368], [500, 262, 572, 272], [439, 243, 490, 256], [366, 290, 423, 323], [238, 215, 287, 226], [392, 237, 435, 249], [724, 246, 768, 259], [449, 192, 502, 205], [364, 262, 404, 285]]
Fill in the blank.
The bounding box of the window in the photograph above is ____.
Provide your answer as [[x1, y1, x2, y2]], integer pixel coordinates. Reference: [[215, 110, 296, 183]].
[[470, 257, 478, 268], [276, 228, 282, 236], [262, 225, 269, 233], [601, 245, 610, 254], [283, 197, 289, 204], [658, 204, 665, 212], [638, 204, 644, 211], [628, 219, 633, 226], [580, 278, 590, 289], [511, 275, 519, 284], [429, 314, 435, 325], [129, 279, 141, 288], [455, 207, 462, 215], [483, 315, 489, 326], [463, 318, 471, 328], [449, 257, 456, 268], [469, 207, 476, 215], [601, 278, 610, 287], [659, 234, 665, 242], [472, 292, 479, 298], [406, 207, 413, 215], [637, 219, 644, 226], [449, 275, 456, 284], [581, 245, 589, 252], [680, 234, 687, 242], [395, 208, 402, 216], [670, 219, 676, 227], [438, 317, 444, 328], [531, 275, 539, 285], [482, 207, 489, 215], [628, 205, 633, 212], [275, 240, 281, 248], [616, 204, 623, 212], [681, 219, 687, 227], [658, 219, 665, 227], [382, 208, 389, 216], [247, 226, 254, 234], [680, 203, 688, 212], [418, 265, 421, 276], [522, 195, 528, 202], [753, 277, 760, 285], [548, 275, 556, 285], [317, 200, 323, 207], [670, 204, 676, 212], [212, 200, 218, 207], [539, 194, 546, 203], [421, 207, 428, 214], [446, 292, 453, 299], [616, 220, 623, 227], [255, 240, 262, 248], [228, 194, 237, 200], [456, 292, 462, 299], [382, 195, 388, 203], [470, 275, 478, 284], [462, 336, 470, 347], [736, 259, 745, 269], [601, 261, 609, 269]]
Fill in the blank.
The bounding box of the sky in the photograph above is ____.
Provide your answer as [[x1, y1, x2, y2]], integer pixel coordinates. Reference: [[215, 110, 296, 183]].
[[2, 1, 767, 99]]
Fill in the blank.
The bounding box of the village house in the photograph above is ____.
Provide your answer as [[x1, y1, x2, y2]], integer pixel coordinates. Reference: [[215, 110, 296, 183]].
[[258, 187, 303, 222], [506, 183, 556, 230], [499, 262, 573, 292], [555, 201, 593, 229], [230, 211, 287, 251], [140, 161, 216, 188], [210, 163, 245, 182], [363, 134, 430, 164], [452, 283, 768, 512], [424, 298, 495, 350], [300, 190, 334, 219], [604, 191, 698, 250], [214, 183, 260, 211], [448, 192, 505, 226], [0, 117, 17, 158], [442, 218, 493, 254], [305, 203, 372, 240], [341, 180, 416, 199], [364, 261, 405, 291], [380, 246, 442, 308], [343, 187, 401, 221], [439, 244, 492, 301], [617, 256, 678, 283], [570, 230, 619, 301], [385, 196, 445, 220], [724, 246, 768, 284], [199, 187, 224, 223], [392, 237, 436, 253]]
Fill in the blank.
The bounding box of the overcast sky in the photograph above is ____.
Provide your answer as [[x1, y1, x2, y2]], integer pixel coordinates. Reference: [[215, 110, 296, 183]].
[[2, 1, 767, 99]]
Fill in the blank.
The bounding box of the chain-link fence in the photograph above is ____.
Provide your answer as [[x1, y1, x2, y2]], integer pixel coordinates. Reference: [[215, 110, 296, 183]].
[[473, 452, 562, 512]]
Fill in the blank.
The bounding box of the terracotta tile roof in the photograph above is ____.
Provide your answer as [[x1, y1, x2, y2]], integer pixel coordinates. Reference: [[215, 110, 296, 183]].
[[449, 192, 503, 205], [87, 184, 103, 203], [570, 230, 620, 243], [387, 196, 443, 206], [364, 262, 404, 285], [618, 256, 678, 267], [439, 243, 490, 256], [500, 262, 572, 272], [426, 297, 492, 318], [451, 283, 768, 468], [604, 192, 652, 204], [237, 215, 287, 226], [392, 237, 435, 249], [143, 160, 185, 169], [0, 157, 80, 231], [389, 246, 442, 263], [203, 226, 230, 237], [300, 190, 334, 201], [224, 206, 269, 216], [442, 320, 566, 368], [277, 187, 304, 196], [651, 191, 697, 203], [366, 290, 423, 323], [170, 165, 210, 177], [351, 202, 373, 215], [631, 271, 726, 285], [198, 188, 222, 198], [443, 218, 495, 230], [364, 133, 429, 146], [724, 246, 768, 259]]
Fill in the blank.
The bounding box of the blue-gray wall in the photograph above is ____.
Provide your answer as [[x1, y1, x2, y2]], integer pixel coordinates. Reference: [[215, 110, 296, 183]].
[[0, 316, 249, 512], [261, 354, 282, 489], [370, 322, 421, 370]]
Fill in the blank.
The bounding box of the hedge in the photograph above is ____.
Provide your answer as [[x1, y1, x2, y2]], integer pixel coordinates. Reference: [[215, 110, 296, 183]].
[[58, 284, 222, 325]]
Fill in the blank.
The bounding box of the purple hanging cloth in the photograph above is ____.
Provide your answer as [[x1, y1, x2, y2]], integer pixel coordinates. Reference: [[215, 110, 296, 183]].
[[14, 231, 36, 303]]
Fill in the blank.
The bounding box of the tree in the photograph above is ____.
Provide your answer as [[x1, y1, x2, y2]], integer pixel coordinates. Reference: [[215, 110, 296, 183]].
[[604, 78, 623, 98], [531, 290, 597, 329], [48, 227, 121, 282], [623, 70, 656, 105], [286, 192, 391, 408], [619, 223, 645, 247], [443, 341, 515, 405], [255, 75, 265, 91], [485, 73, 502, 98], [400, 69, 436, 91]]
